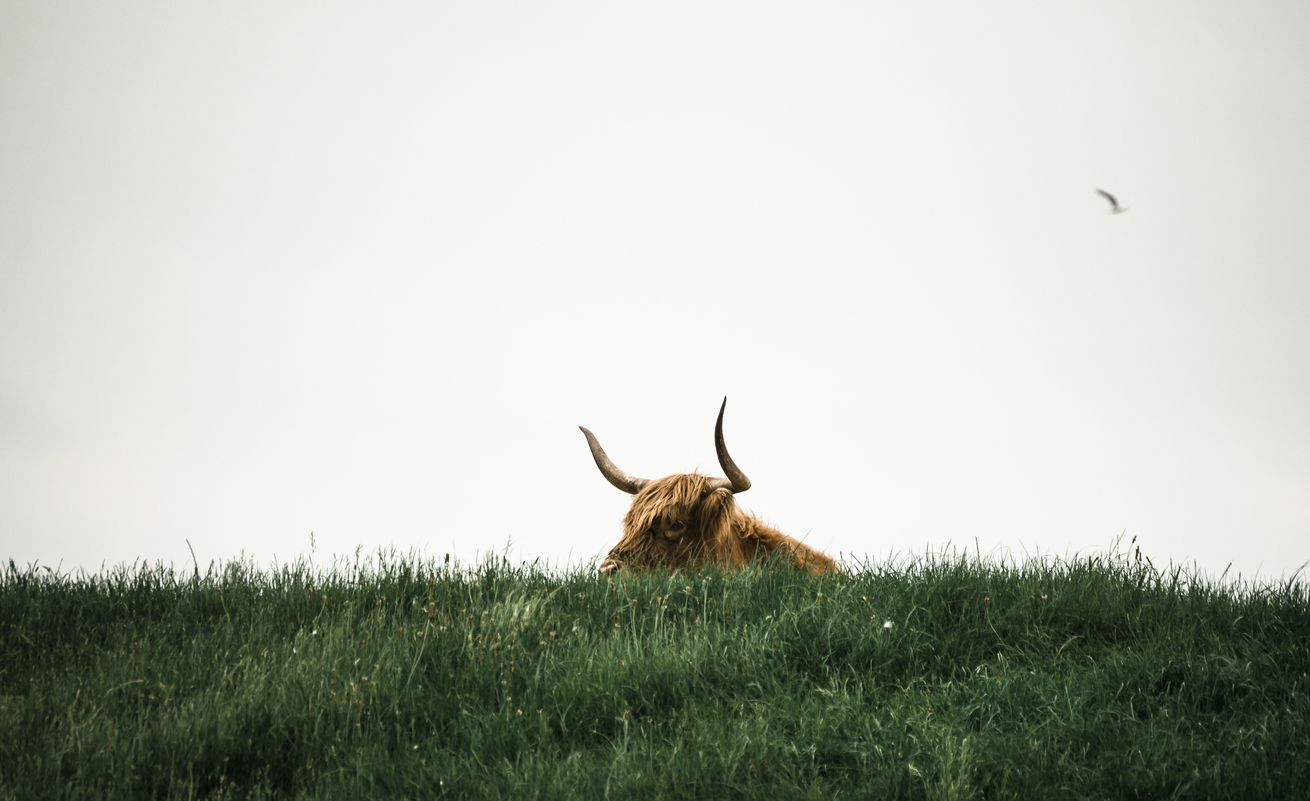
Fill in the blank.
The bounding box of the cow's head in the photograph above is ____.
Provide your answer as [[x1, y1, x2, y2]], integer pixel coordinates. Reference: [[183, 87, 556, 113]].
[[581, 398, 837, 574]]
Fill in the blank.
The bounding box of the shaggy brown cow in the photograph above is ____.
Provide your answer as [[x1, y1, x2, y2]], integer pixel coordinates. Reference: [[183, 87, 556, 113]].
[[580, 398, 839, 575]]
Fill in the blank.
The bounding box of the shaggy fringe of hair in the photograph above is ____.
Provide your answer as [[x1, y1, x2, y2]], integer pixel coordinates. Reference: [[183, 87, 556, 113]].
[[608, 472, 838, 574]]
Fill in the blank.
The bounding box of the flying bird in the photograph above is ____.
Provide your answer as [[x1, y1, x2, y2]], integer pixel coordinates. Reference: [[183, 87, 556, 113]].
[[1096, 188, 1127, 214]]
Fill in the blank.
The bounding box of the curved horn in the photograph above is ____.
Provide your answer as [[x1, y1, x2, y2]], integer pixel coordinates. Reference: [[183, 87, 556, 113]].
[[707, 397, 752, 493], [579, 426, 651, 495]]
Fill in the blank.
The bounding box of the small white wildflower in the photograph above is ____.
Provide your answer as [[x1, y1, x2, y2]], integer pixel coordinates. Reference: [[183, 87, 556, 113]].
[[883, 620, 893, 629]]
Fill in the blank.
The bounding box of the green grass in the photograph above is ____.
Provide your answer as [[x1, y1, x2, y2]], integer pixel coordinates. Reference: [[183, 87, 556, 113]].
[[2, 545, 1308, 800]]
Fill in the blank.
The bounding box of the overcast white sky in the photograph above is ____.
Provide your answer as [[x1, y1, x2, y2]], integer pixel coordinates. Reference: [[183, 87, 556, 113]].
[[2, 2, 1307, 581]]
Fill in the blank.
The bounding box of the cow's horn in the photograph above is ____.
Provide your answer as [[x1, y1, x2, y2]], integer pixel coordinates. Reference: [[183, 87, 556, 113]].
[[580, 426, 651, 495], [708, 397, 752, 493]]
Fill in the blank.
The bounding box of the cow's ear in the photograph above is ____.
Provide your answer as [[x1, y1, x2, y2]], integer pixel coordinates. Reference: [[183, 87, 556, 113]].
[[699, 495, 736, 547]]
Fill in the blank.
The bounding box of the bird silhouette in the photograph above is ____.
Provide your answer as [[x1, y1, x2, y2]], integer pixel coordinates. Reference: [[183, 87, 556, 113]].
[[1096, 188, 1127, 214]]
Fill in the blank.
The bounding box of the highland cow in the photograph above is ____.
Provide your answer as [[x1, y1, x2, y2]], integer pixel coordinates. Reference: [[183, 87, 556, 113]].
[[580, 398, 839, 575]]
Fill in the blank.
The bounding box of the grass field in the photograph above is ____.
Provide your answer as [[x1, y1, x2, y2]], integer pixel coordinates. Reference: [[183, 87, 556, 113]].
[[2, 544, 1307, 800]]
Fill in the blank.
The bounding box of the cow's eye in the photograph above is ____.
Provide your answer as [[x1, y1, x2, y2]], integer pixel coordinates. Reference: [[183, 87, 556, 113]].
[[668, 521, 686, 534]]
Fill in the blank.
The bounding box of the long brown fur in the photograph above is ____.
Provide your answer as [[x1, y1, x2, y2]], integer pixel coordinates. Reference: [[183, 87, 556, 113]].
[[600, 473, 838, 574]]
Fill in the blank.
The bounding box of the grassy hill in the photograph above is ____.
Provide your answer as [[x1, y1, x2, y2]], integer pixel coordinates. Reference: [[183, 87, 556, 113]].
[[2, 546, 1307, 799]]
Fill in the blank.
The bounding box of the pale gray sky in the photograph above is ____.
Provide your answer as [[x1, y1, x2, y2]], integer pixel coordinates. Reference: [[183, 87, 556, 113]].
[[2, 2, 1307, 580]]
